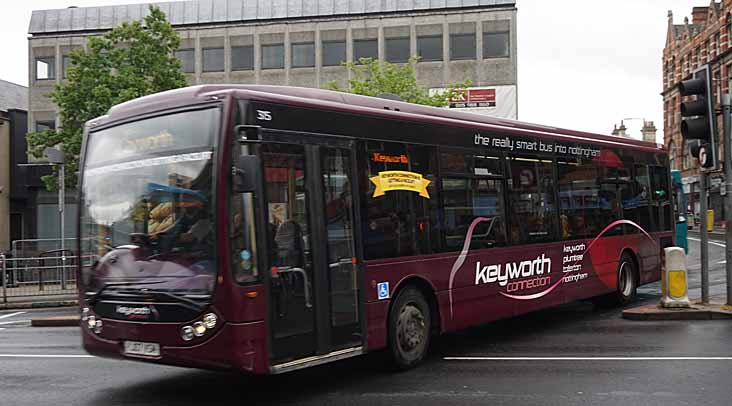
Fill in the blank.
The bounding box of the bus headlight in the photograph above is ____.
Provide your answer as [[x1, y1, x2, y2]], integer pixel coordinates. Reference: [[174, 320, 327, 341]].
[[87, 315, 96, 330], [202, 313, 217, 329], [181, 326, 194, 341], [193, 322, 206, 337], [94, 319, 103, 334]]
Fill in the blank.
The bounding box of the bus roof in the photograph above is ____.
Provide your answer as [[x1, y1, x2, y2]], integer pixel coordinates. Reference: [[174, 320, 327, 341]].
[[97, 85, 664, 154]]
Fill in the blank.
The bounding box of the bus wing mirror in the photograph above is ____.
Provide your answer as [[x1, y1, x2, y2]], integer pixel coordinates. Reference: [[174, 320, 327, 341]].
[[233, 156, 260, 193]]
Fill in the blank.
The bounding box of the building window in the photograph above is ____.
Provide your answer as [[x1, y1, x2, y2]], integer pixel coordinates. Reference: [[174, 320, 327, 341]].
[[450, 34, 476, 60], [385, 37, 410, 63], [483, 32, 510, 58], [231, 46, 254, 71], [202, 48, 224, 72], [683, 142, 692, 169], [354, 39, 378, 61], [262, 44, 284, 69], [322, 40, 346, 66], [175, 49, 195, 73], [292, 42, 315, 68], [35, 57, 55, 80], [35, 121, 55, 132], [417, 35, 442, 62], [62, 55, 72, 79]]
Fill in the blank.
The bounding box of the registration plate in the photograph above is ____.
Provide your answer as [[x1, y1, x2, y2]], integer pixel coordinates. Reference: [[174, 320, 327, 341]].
[[123, 341, 160, 357]]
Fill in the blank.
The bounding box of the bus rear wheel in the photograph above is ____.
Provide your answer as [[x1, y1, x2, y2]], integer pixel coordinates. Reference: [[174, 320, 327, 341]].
[[616, 254, 638, 305], [387, 286, 431, 370]]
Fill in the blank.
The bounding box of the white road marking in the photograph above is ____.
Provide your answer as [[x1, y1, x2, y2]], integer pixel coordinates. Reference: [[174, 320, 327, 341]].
[[0, 320, 30, 326], [445, 356, 732, 361], [0, 354, 93, 358], [0, 311, 25, 320], [688, 237, 726, 248]]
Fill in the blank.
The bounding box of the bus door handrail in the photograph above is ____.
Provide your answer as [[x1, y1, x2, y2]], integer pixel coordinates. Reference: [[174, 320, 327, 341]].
[[276, 266, 311, 308]]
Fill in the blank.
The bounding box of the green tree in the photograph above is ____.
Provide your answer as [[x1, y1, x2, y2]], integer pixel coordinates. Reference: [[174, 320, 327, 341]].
[[27, 6, 186, 191], [327, 57, 470, 107]]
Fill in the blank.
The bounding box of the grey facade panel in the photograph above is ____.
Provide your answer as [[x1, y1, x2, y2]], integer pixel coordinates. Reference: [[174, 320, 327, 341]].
[[85, 7, 100, 31], [57, 9, 72, 32], [100, 6, 115, 28], [243, 1, 258, 20], [303, 0, 319, 16], [128, 4, 143, 24], [349, 0, 366, 13], [169, 2, 186, 25], [287, 0, 303, 18], [227, 0, 242, 21], [198, 0, 213, 22], [43, 9, 59, 33], [113, 6, 128, 26], [156, 3, 173, 22], [30, 0, 515, 34], [365, 0, 381, 12], [184, 1, 198, 24], [257, 0, 272, 19], [334, 0, 349, 14], [273, 0, 288, 19]]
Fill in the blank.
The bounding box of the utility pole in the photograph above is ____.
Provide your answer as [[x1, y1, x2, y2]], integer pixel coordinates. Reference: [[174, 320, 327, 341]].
[[723, 88, 732, 306], [700, 171, 709, 304], [43, 148, 66, 290]]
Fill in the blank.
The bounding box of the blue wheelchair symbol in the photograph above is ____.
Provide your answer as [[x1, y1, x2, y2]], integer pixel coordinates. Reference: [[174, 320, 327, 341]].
[[377, 282, 389, 300]]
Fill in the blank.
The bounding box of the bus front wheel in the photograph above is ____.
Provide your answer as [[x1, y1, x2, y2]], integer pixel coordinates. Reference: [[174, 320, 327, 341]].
[[387, 286, 431, 370]]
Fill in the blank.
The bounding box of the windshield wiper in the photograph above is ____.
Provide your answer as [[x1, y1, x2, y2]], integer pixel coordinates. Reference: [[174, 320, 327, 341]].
[[85, 280, 168, 306], [137, 289, 208, 312]]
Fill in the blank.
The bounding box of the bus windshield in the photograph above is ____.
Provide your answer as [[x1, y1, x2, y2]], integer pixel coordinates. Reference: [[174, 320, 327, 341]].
[[80, 107, 219, 298]]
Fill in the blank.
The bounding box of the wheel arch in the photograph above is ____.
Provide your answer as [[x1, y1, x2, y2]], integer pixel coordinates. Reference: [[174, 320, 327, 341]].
[[389, 276, 442, 336]]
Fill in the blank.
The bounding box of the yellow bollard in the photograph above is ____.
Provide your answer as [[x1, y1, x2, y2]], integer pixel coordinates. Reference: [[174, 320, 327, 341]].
[[707, 209, 714, 232], [661, 247, 691, 308]]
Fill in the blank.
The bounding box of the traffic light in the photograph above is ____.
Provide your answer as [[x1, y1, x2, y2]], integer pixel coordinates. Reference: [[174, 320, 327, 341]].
[[679, 64, 717, 169]]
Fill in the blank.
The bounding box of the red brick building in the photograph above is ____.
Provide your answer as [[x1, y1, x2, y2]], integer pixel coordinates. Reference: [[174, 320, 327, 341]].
[[663, 1, 732, 222]]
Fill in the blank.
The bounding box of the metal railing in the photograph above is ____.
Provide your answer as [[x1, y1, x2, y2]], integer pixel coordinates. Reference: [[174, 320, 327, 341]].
[[1, 251, 95, 303]]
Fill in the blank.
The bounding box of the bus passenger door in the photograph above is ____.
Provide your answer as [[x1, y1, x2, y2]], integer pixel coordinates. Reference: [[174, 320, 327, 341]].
[[261, 139, 362, 364]]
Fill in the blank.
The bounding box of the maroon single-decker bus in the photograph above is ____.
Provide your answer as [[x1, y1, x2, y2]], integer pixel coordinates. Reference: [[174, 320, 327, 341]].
[[77, 85, 673, 373]]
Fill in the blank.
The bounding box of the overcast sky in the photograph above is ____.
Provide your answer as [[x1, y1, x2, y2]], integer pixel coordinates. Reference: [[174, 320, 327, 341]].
[[0, 0, 701, 142]]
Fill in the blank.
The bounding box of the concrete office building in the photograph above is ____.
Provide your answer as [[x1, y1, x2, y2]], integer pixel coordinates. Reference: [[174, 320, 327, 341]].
[[28, 0, 518, 132]]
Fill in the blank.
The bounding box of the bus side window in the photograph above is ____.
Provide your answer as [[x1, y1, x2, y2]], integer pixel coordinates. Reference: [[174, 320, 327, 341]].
[[624, 165, 653, 233], [363, 141, 416, 260], [557, 157, 624, 240], [506, 155, 558, 244], [441, 177, 506, 250], [650, 166, 672, 231]]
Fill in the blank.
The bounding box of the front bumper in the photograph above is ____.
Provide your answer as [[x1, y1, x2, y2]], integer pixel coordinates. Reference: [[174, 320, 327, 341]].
[[82, 319, 268, 374]]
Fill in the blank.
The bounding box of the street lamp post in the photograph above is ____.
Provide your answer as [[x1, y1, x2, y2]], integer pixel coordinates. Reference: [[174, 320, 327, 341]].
[[43, 147, 66, 290]]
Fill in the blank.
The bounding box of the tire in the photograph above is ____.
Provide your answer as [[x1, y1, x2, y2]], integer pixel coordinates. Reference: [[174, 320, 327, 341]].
[[387, 286, 431, 370], [594, 253, 638, 308], [614, 253, 638, 306]]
